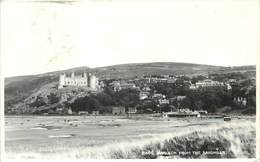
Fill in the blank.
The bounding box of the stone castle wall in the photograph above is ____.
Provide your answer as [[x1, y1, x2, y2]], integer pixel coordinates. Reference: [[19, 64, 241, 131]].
[[58, 72, 98, 90]]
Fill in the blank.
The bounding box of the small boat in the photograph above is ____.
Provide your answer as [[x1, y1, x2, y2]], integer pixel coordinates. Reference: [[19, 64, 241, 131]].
[[224, 116, 231, 121]]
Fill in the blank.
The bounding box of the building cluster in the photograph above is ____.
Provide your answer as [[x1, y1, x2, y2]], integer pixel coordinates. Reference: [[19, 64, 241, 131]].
[[233, 97, 247, 106], [110, 75, 180, 86], [108, 77, 232, 102], [65, 106, 137, 116], [189, 79, 232, 90], [56, 72, 243, 115], [112, 106, 125, 115], [162, 109, 208, 118], [168, 96, 186, 105], [58, 72, 99, 90], [111, 107, 137, 115], [146, 92, 170, 106], [141, 75, 180, 84], [104, 75, 236, 114], [109, 80, 139, 92]]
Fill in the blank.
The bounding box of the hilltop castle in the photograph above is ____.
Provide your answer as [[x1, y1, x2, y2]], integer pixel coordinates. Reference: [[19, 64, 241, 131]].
[[58, 72, 99, 90]]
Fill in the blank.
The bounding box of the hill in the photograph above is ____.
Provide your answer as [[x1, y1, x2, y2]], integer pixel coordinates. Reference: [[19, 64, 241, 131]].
[[4, 62, 256, 114], [92, 62, 225, 79]]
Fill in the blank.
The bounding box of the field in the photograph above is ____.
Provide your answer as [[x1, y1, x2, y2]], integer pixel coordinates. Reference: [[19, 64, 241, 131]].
[[5, 115, 256, 159]]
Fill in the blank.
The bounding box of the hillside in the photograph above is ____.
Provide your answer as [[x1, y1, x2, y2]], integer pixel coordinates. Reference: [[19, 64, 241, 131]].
[[92, 62, 225, 79], [4, 62, 256, 114]]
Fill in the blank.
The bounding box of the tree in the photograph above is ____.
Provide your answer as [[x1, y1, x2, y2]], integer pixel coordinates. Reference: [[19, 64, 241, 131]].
[[191, 75, 207, 84], [115, 89, 140, 108], [247, 86, 256, 107], [160, 104, 171, 112], [47, 93, 59, 104], [30, 96, 46, 107], [70, 95, 100, 112], [184, 88, 231, 113], [96, 92, 115, 106]]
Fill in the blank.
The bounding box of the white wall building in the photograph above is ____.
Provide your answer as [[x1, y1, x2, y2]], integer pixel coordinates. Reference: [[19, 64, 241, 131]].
[[190, 79, 232, 90]]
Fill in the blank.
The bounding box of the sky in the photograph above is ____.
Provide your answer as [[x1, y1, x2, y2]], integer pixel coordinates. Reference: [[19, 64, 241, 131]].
[[1, 0, 259, 77]]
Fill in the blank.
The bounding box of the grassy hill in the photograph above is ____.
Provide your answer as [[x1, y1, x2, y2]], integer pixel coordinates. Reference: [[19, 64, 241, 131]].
[[92, 62, 225, 79], [4, 62, 256, 113]]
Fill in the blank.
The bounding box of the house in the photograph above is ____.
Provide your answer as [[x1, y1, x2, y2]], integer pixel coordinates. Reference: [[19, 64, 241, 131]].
[[227, 83, 232, 90], [112, 107, 125, 115], [137, 78, 151, 84], [189, 84, 197, 90], [167, 78, 177, 84], [152, 93, 165, 99], [99, 81, 106, 88], [128, 107, 137, 114], [158, 99, 169, 105], [67, 108, 73, 115], [143, 75, 168, 84], [157, 78, 168, 83], [78, 111, 88, 115], [110, 81, 138, 92], [190, 79, 231, 90], [143, 99, 152, 105], [179, 108, 192, 114], [109, 81, 121, 91], [228, 79, 237, 83], [176, 96, 186, 101], [198, 110, 208, 115], [56, 107, 63, 112], [120, 83, 137, 90], [139, 91, 149, 100], [142, 86, 151, 92], [195, 79, 224, 88], [169, 96, 186, 103], [92, 111, 99, 115]]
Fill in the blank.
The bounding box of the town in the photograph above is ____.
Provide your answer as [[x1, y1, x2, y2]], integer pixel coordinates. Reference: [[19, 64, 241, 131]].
[[7, 69, 254, 118]]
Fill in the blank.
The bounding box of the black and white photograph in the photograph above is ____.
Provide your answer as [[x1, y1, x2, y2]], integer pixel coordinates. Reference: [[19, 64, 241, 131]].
[[0, 0, 259, 160]]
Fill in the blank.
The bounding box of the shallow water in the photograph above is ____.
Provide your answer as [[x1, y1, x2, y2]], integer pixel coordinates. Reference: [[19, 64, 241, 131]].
[[5, 115, 256, 159]]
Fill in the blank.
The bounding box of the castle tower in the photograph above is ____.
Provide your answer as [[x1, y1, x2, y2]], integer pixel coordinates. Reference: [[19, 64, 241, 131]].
[[83, 72, 88, 86], [90, 75, 97, 89], [58, 73, 66, 89], [83, 72, 87, 78], [87, 73, 91, 87], [71, 72, 75, 78]]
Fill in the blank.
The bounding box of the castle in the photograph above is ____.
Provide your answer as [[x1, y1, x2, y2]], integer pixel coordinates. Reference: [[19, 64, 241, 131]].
[[58, 72, 99, 90]]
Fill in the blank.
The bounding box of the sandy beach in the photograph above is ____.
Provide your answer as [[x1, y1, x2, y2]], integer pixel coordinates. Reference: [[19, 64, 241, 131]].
[[5, 115, 256, 159]]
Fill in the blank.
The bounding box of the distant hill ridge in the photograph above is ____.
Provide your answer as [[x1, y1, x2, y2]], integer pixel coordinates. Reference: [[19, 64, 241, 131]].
[[5, 62, 256, 79], [4, 62, 256, 111]]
